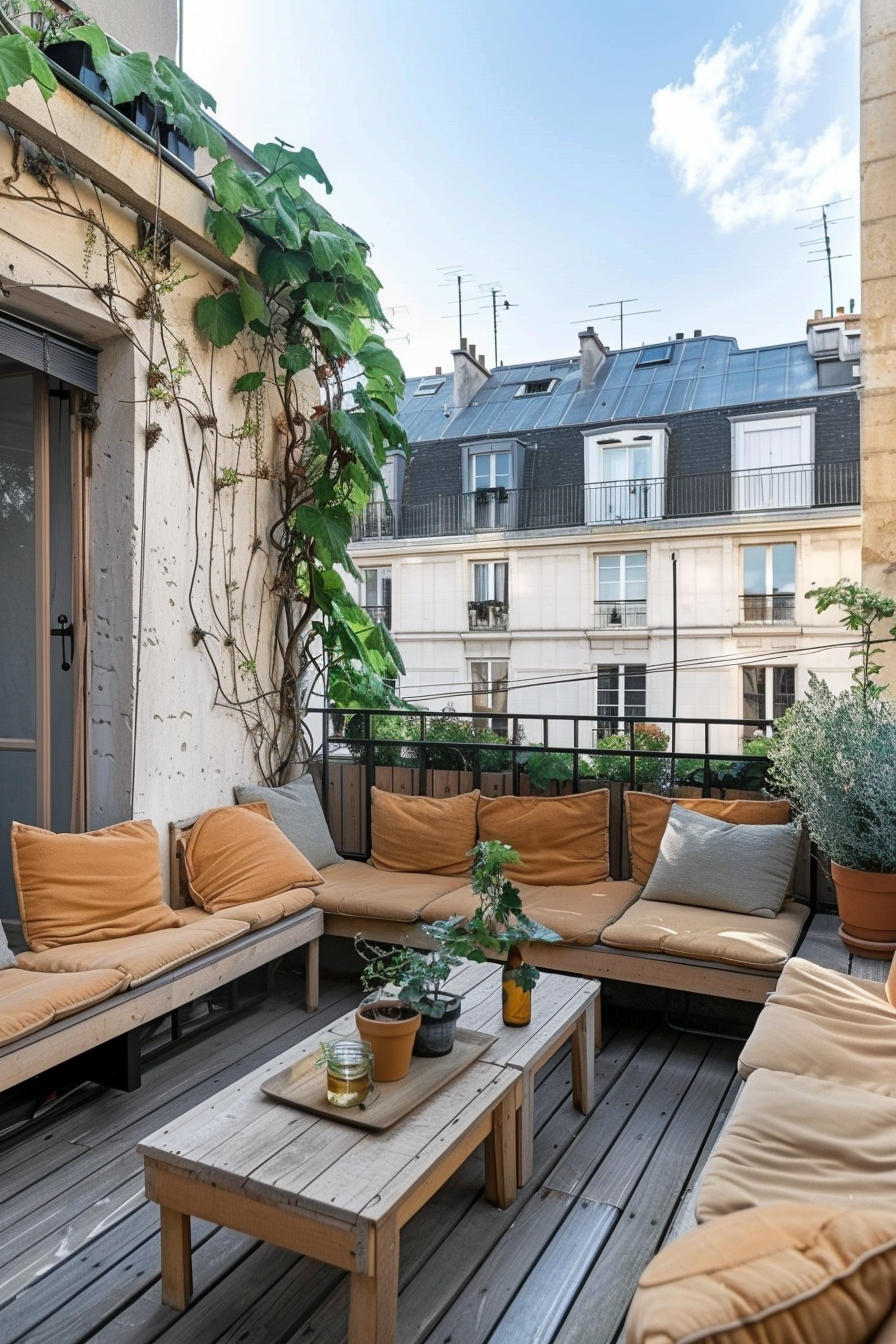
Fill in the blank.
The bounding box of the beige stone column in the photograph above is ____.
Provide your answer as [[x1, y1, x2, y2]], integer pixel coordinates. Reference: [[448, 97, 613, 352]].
[[861, 1, 896, 629]]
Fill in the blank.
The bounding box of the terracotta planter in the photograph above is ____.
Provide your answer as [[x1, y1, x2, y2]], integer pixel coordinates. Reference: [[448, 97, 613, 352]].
[[831, 863, 896, 958], [355, 1001, 421, 1081]]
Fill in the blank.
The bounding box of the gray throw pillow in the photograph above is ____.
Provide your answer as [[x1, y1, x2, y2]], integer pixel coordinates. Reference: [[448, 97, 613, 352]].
[[0, 921, 17, 970], [234, 774, 343, 872], [640, 804, 800, 919]]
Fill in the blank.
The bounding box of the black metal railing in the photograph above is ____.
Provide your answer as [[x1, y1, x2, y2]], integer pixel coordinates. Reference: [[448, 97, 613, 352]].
[[593, 598, 647, 629], [468, 600, 509, 630], [362, 603, 392, 629], [739, 593, 796, 625], [351, 460, 860, 541]]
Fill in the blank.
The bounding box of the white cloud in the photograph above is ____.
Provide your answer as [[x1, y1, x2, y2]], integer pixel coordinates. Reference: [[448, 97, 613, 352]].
[[650, 0, 857, 231]]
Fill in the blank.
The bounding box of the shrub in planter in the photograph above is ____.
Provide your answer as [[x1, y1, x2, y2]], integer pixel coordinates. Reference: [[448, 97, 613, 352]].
[[355, 936, 465, 1057]]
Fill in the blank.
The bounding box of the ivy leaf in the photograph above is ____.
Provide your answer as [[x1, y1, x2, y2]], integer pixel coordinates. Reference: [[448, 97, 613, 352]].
[[196, 292, 245, 347], [233, 370, 265, 393], [377, 620, 407, 676], [249, 317, 271, 337], [348, 317, 370, 356], [303, 302, 352, 355], [291, 504, 352, 564], [253, 141, 332, 194], [153, 56, 226, 160], [308, 230, 348, 271], [354, 387, 408, 451], [257, 247, 311, 290], [305, 281, 337, 312], [0, 33, 56, 101], [211, 157, 266, 213], [279, 344, 313, 374], [205, 206, 244, 258], [356, 337, 405, 386], [273, 193, 305, 250], [238, 272, 267, 325], [343, 278, 387, 325], [331, 408, 383, 483]]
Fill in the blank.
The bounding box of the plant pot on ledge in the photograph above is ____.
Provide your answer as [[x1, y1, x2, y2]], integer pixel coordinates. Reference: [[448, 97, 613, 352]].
[[830, 864, 896, 958], [355, 1000, 420, 1082]]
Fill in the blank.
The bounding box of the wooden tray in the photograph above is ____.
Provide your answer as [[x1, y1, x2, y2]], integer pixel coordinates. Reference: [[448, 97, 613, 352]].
[[261, 1029, 496, 1131]]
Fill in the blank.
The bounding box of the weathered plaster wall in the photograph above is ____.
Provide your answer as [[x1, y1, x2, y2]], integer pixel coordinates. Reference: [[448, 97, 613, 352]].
[[86, 0, 179, 60], [861, 1, 896, 654]]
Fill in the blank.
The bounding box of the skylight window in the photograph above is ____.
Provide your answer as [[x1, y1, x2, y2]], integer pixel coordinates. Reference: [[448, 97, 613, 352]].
[[636, 344, 673, 367], [513, 378, 558, 398], [414, 377, 445, 396]]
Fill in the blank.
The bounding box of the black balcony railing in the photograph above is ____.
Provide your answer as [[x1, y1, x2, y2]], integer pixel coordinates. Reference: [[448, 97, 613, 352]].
[[351, 460, 860, 541], [362, 603, 392, 629], [739, 593, 796, 625], [593, 598, 647, 629], [468, 600, 509, 630]]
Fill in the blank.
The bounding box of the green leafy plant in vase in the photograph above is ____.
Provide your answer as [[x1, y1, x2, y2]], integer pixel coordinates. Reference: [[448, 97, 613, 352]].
[[354, 936, 465, 1057], [428, 840, 561, 1027]]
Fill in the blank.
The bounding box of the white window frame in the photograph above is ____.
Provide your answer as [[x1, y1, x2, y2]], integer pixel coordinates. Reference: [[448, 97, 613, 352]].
[[741, 542, 796, 625], [471, 659, 509, 729], [743, 664, 796, 734], [595, 663, 647, 735], [472, 560, 508, 603], [513, 377, 559, 398], [595, 552, 647, 628], [730, 411, 814, 511], [583, 424, 668, 524], [413, 377, 445, 396]]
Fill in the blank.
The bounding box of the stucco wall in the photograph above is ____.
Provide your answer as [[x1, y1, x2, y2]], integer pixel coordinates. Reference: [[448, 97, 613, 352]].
[[86, 0, 178, 60]]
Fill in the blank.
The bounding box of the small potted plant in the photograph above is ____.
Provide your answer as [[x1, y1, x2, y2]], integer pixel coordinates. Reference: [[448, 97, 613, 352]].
[[355, 937, 465, 1058], [769, 580, 896, 955], [430, 841, 561, 1027]]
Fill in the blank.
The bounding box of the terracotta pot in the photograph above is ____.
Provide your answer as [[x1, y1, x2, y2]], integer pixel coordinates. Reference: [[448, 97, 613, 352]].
[[831, 862, 896, 958], [355, 1001, 421, 1081]]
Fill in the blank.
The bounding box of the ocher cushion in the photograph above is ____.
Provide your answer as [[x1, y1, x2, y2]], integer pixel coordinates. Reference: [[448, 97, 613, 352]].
[[477, 791, 610, 885], [178, 888, 316, 931], [0, 966, 127, 1044], [624, 1203, 896, 1344], [11, 819, 181, 951], [313, 861, 463, 921], [234, 774, 343, 872], [369, 789, 479, 877], [421, 881, 544, 924], [697, 1070, 896, 1222], [625, 794, 792, 887], [519, 881, 643, 946], [887, 953, 896, 1011], [601, 898, 808, 970], [771, 957, 895, 1025], [184, 805, 322, 912], [640, 806, 799, 919], [16, 918, 248, 988]]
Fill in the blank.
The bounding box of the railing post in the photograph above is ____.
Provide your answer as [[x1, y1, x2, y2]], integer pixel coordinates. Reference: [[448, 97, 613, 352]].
[[702, 721, 711, 799], [363, 711, 373, 856], [321, 705, 330, 826], [572, 718, 580, 795]]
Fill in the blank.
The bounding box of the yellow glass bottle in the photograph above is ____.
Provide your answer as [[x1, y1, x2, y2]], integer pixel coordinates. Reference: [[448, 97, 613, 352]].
[[502, 945, 531, 1027]]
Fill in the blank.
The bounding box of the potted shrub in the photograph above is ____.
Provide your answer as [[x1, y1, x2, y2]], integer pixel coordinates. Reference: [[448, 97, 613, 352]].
[[769, 581, 896, 956], [354, 936, 465, 1058], [431, 841, 561, 1027], [353, 993, 420, 1083]]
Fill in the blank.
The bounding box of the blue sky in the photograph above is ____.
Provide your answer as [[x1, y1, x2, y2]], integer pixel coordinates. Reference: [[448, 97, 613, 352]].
[[185, 0, 860, 378]]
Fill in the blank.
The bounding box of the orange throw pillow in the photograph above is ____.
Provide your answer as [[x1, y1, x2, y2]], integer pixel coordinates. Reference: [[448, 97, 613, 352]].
[[369, 788, 480, 876], [11, 819, 180, 951], [625, 793, 792, 887], [477, 791, 610, 885], [184, 804, 323, 912]]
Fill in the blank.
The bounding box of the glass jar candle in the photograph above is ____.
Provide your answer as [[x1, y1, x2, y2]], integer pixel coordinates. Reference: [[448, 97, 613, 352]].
[[325, 1041, 373, 1108]]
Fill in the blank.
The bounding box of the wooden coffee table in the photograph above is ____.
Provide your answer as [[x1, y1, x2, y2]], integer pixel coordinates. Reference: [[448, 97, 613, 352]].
[[138, 1024, 520, 1344]]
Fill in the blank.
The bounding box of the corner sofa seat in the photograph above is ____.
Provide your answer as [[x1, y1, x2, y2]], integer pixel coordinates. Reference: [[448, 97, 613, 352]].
[[311, 861, 466, 921], [600, 898, 809, 971], [509, 880, 643, 946], [0, 965, 127, 1044], [16, 917, 249, 989], [178, 888, 316, 932]]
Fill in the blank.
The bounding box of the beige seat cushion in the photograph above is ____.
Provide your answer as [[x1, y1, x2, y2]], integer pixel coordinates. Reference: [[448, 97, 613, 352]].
[[624, 1202, 896, 1344], [0, 966, 127, 1044], [11, 818, 182, 950], [369, 788, 479, 877], [16, 918, 248, 989], [185, 804, 322, 912], [312, 860, 463, 921], [477, 791, 610, 885], [521, 881, 643, 946], [178, 888, 315, 931], [420, 881, 545, 924], [625, 793, 793, 887], [697, 1069, 896, 1222], [601, 897, 808, 970], [739, 961, 896, 1095]]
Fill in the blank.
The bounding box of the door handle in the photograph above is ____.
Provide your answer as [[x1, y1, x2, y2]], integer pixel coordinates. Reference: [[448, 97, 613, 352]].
[[50, 615, 73, 671]]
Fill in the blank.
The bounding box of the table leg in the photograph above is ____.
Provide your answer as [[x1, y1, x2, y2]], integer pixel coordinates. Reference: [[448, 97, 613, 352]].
[[159, 1206, 192, 1310], [305, 937, 320, 1013], [515, 1081, 535, 1187], [348, 1217, 398, 1344], [484, 1089, 518, 1210], [571, 1002, 596, 1116], [593, 988, 603, 1055]]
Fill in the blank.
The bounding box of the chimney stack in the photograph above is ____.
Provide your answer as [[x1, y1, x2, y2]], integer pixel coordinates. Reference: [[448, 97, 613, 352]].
[[452, 342, 491, 408], [578, 326, 609, 391], [479, 352, 486, 367], [675, 332, 684, 340], [435, 366, 442, 376], [693, 329, 702, 338]]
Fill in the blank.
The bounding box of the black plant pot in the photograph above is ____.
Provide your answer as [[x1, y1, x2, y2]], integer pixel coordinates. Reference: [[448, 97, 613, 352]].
[[413, 995, 461, 1057], [119, 93, 165, 136], [45, 41, 110, 101], [162, 123, 195, 170]]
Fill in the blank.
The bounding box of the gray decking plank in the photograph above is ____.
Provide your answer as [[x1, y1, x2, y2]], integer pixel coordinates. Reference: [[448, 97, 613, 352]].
[[798, 912, 849, 972], [552, 1038, 740, 1344], [661, 1072, 743, 1247], [850, 955, 889, 982]]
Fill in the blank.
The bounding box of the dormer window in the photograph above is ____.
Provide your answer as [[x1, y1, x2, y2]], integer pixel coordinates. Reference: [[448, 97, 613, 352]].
[[514, 378, 558, 397], [414, 377, 445, 396], [636, 344, 672, 367]]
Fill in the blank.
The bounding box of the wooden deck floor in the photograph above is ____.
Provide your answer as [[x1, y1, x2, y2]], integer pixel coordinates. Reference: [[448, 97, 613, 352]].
[[0, 960, 749, 1344]]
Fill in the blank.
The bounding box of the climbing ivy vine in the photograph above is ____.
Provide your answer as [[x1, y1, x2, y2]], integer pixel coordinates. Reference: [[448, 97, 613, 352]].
[[0, 0, 409, 783]]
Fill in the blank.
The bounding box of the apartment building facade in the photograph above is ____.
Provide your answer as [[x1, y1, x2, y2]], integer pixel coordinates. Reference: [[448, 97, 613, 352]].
[[349, 317, 862, 755]]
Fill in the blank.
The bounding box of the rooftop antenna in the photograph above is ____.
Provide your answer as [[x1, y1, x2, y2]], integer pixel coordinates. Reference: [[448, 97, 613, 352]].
[[587, 298, 661, 350], [796, 200, 853, 317], [438, 266, 476, 347], [479, 283, 518, 367]]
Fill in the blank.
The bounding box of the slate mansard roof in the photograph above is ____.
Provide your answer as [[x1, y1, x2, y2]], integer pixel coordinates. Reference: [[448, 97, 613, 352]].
[[397, 335, 843, 444]]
